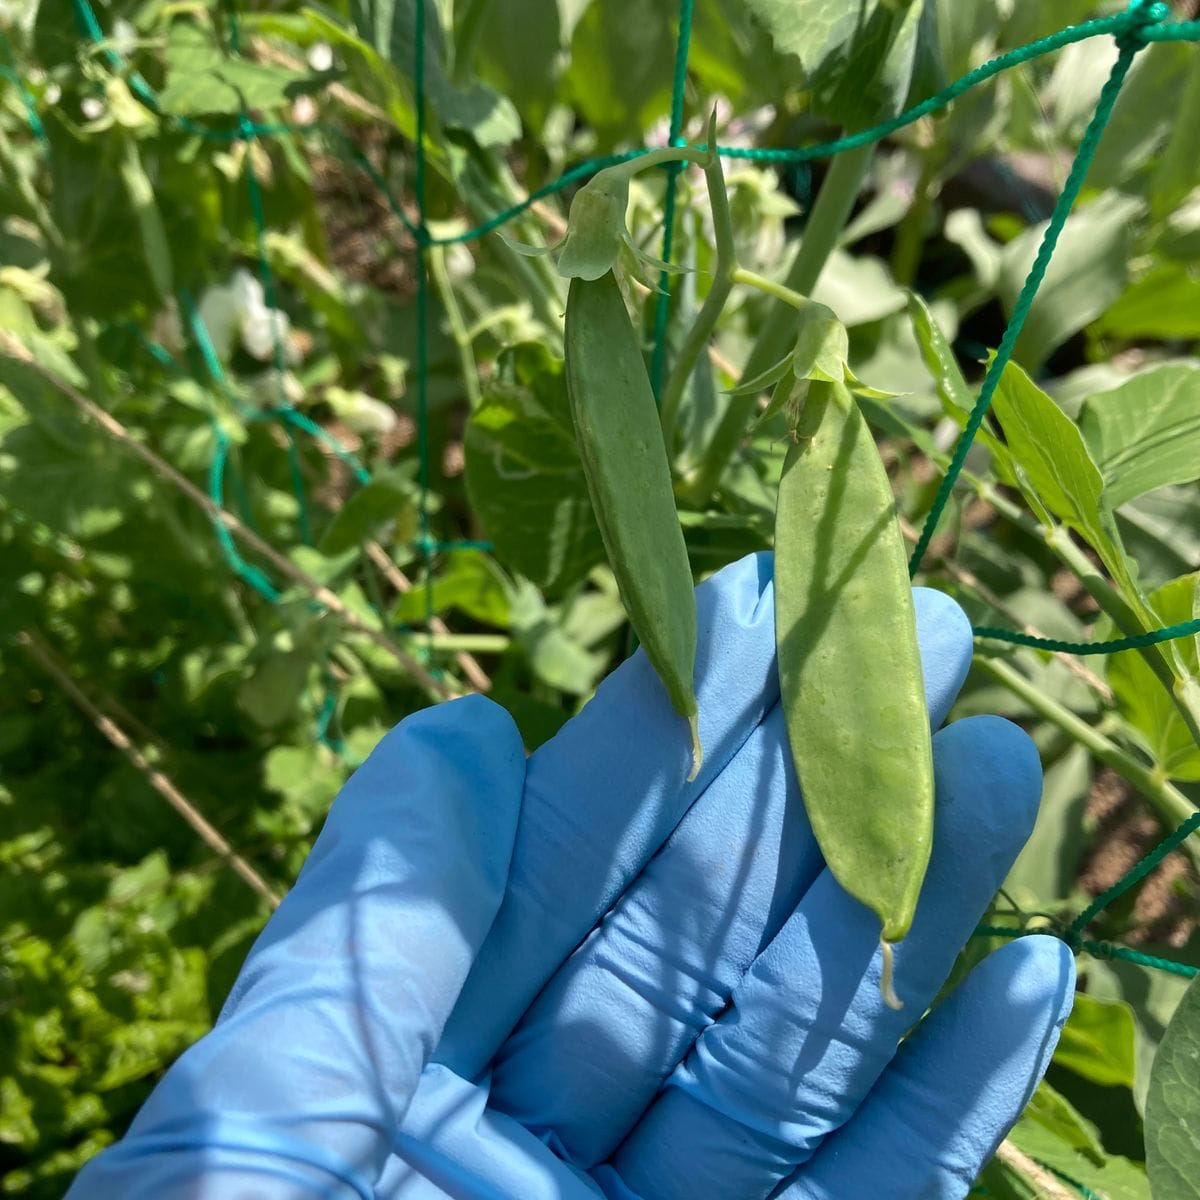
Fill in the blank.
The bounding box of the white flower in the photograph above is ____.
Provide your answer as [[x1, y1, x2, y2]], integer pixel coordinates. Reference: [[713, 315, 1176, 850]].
[[112, 17, 137, 56], [196, 268, 300, 364], [292, 95, 318, 126], [445, 242, 475, 282], [307, 41, 334, 72], [326, 388, 398, 436], [81, 96, 105, 121]]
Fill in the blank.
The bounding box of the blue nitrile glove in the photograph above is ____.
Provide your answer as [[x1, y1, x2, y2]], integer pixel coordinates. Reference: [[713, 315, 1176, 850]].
[[68, 552, 1075, 1200]]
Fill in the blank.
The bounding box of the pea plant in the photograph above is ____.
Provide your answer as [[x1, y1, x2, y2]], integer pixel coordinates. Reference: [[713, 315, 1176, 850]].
[[2, 0, 1200, 1196]]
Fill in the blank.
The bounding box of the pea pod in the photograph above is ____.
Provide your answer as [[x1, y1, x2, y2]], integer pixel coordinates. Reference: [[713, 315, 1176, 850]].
[[775, 377, 934, 960], [564, 271, 701, 778]]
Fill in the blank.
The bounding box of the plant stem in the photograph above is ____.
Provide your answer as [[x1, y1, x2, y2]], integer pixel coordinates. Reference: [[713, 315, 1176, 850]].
[[730, 266, 809, 310], [18, 629, 281, 907], [400, 632, 509, 653], [889, 133, 944, 287], [658, 147, 737, 448], [681, 143, 874, 506], [977, 655, 1200, 873], [428, 245, 482, 409]]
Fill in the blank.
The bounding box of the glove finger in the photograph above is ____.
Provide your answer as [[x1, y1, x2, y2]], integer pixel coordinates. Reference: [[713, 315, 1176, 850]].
[[779, 936, 1075, 1200], [71, 696, 524, 1198], [380, 1067, 604, 1199], [608, 715, 1041, 1200], [486, 589, 971, 1168], [437, 551, 782, 1079]]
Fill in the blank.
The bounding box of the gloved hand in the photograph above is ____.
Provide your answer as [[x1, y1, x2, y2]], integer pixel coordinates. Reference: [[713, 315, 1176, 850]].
[[68, 551, 1074, 1200]]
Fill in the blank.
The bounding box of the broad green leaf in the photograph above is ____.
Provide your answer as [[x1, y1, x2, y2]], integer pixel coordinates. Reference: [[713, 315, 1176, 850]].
[[465, 343, 605, 594], [1085, 952, 1198, 1115], [1150, 54, 1200, 222], [351, 0, 520, 144], [1054, 993, 1138, 1089], [1080, 365, 1200, 508], [317, 469, 417, 556], [1025, 1079, 1105, 1166], [997, 195, 1141, 371], [564, 0, 674, 146], [1105, 572, 1200, 781], [811, 249, 907, 326], [159, 22, 318, 116], [743, 0, 942, 128], [475, 0, 562, 130], [238, 653, 312, 728], [393, 551, 511, 628], [351, 0, 444, 77], [1146, 973, 1200, 1200], [1094, 264, 1200, 342], [1008, 1120, 1150, 1200], [1081, 43, 1193, 192]]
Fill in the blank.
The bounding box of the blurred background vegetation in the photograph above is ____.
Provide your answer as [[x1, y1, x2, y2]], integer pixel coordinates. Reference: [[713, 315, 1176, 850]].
[[1, 0, 1198, 1194]]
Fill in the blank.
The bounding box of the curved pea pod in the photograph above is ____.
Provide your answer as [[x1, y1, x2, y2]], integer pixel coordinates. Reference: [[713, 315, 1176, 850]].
[[774, 377, 934, 956], [564, 271, 701, 778]]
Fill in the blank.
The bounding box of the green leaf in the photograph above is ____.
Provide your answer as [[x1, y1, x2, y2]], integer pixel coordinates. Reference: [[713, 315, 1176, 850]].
[[1080, 365, 1200, 508], [564, 0, 674, 146], [317, 469, 417, 556], [159, 22, 318, 117], [237, 653, 311, 728], [350, 0, 446, 78], [997, 195, 1141, 371], [1146, 973, 1200, 1200], [1054, 993, 1138, 1089], [1008, 1119, 1150, 1200], [1094, 264, 1200, 342], [1025, 1079, 1106, 1166], [475, 0, 562, 131], [1150, 53, 1200, 222], [811, 248, 907, 327], [394, 551, 512, 627], [990, 362, 1110, 552], [465, 343, 605, 594], [1105, 572, 1200, 781], [744, 0, 942, 128], [351, 0, 519, 144]]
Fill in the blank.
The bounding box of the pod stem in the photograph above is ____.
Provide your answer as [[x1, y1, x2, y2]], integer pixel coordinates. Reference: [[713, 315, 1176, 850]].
[[879, 938, 903, 1011], [687, 712, 703, 782]]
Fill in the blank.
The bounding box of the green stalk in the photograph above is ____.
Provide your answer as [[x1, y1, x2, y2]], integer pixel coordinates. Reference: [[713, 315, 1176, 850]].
[[658, 147, 737, 448], [428, 245, 482, 409], [681, 143, 874, 506], [730, 267, 809, 310], [978, 655, 1200, 874], [400, 632, 509, 653], [889, 135, 944, 287]]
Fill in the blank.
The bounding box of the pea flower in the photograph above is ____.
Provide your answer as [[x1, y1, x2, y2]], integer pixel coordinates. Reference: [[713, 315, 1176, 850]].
[[197, 268, 300, 366]]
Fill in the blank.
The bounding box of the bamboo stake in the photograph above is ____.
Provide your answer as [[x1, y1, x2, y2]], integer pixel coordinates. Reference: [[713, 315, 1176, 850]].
[[17, 629, 281, 909]]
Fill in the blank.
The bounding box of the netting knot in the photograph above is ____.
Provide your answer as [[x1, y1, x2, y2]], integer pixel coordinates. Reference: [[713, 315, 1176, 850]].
[[1121, 0, 1169, 45]]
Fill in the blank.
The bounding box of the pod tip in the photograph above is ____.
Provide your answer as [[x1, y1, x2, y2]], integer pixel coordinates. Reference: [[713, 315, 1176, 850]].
[[687, 713, 703, 782], [879, 938, 903, 1011]]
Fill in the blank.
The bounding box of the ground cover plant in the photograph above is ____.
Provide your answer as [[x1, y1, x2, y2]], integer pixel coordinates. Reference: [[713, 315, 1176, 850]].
[[2, 0, 1200, 1195]]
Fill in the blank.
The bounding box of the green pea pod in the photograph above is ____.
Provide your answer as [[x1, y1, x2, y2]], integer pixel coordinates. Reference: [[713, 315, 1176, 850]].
[[775, 377, 934, 961], [565, 271, 701, 778]]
